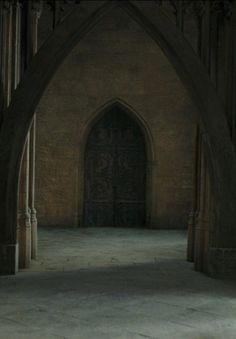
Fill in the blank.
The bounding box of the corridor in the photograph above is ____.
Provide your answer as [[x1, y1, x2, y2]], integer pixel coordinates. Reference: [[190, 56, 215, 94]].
[[0, 228, 236, 338]]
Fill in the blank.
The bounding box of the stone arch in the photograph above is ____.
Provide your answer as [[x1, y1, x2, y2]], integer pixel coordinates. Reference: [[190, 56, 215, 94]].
[[76, 98, 156, 227], [80, 98, 155, 164], [0, 0, 236, 273]]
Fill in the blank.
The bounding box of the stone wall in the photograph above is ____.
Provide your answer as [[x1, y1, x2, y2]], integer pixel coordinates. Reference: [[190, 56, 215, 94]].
[[35, 7, 197, 229]]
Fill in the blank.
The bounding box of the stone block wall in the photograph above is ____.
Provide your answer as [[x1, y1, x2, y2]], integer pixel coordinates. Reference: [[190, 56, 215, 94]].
[[35, 7, 197, 228]]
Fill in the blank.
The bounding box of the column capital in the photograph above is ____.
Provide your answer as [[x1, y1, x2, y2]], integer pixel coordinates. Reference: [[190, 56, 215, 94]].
[[193, 1, 206, 19], [31, 0, 43, 19], [12, 0, 22, 9], [17, 208, 31, 227], [3, 0, 13, 11], [30, 208, 37, 222], [210, 0, 232, 19]]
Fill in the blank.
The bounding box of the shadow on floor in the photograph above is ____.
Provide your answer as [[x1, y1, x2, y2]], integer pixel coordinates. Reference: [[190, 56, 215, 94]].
[[1, 260, 236, 299]]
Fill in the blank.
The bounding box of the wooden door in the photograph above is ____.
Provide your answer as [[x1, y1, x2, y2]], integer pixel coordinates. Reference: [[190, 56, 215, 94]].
[[84, 106, 146, 227]]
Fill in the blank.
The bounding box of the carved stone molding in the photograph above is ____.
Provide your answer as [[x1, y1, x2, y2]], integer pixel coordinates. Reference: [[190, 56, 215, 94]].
[[210, 0, 233, 19], [3, 1, 13, 12], [208, 247, 236, 277], [193, 1, 206, 19], [46, 0, 81, 13], [31, 0, 43, 19]]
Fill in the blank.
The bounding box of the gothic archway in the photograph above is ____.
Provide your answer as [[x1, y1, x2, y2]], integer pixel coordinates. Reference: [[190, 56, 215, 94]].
[[82, 101, 153, 228], [75, 99, 155, 229], [0, 0, 236, 274]]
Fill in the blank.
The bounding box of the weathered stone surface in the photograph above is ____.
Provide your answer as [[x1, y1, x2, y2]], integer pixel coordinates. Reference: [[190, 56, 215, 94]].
[[0, 243, 18, 275], [208, 248, 236, 278], [36, 7, 197, 229]]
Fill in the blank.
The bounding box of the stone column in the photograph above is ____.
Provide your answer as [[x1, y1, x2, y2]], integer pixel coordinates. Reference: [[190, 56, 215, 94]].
[[11, 0, 21, 90], [187, 126, 199, 262], [202, 161, 211, 273], [194, 133, 207, 272], [176, 0, 184, 32], [192, 1, 214, 273], [190, 2, 211, 268], [1, 0, 13, 109], [15, 0, 33, 269], [227, 2, 236, 146], [197, 0, 211, 71], [18, 138, 31, 268], [12, 0, 21, 251], [196, 134, 212, 273], [52, 0, 62, 29], [28, 1, 42, 260], [0, 3, 4, 126], [147, 160, 157, 228], [0, 1, 20, 274], [18, 0, 42, 265], [29, 117, 37, 258]]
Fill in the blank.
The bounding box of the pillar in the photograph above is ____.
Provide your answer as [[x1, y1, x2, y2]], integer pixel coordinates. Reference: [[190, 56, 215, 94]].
[[17, 0, 33, 268], [194, 132, 212, 273], [28, 0, 42, 259], [227, 1, 236, 146], [12, 0, 21, 89], [1, 0, 13, 109], [18, 138, 31, 268], [200, 0, 211, 71], [0, 1, 20, 274], [194, 133, 206, 271], [29, 117, 37, 258], [202, 161, 211, 273], [176, 0, 184, 32], [18, 0, 42, 263], [187, 126, 199, 262]]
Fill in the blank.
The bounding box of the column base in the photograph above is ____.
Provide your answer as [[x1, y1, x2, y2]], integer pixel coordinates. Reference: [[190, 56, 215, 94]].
[[31, 208, 37, 259], [18, 210, 31, 269], [194, 214, 210, 273], [208, 248, 236, 278], [0, 243, 19, 275], [187, 210, 196, 262]]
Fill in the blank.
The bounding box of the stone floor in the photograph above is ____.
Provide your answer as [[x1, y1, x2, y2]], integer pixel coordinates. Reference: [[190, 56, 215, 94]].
[[0, 227, 236, 339]]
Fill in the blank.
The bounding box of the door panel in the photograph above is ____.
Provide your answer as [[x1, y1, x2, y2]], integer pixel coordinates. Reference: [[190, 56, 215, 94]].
[[84, 106, 146, 227]]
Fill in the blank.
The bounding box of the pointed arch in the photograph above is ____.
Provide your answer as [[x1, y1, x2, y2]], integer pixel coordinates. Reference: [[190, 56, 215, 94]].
[[81, 98, 155, 164], [76, 98, 156, 228]]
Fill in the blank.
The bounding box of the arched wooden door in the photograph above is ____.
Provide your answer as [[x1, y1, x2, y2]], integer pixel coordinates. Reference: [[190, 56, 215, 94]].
[[84, 106, 147, 227]]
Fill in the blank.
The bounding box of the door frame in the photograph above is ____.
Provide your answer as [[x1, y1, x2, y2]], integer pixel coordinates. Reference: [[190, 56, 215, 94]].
[[76, 98, 156, 228]]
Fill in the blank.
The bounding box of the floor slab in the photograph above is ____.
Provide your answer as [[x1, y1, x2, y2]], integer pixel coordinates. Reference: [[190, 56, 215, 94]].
[[0, 227, 236, 339]]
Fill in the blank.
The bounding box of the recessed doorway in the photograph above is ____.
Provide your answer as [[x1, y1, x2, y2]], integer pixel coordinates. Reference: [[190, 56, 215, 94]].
[[83, 105, 147, 227]]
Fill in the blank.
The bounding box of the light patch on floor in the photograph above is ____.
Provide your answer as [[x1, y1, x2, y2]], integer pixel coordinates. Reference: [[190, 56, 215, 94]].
[[29, 227, 186, 271], [0, 227, 236, 339]]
